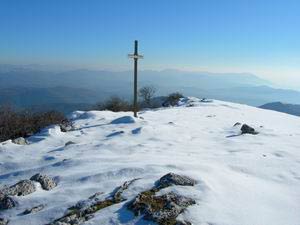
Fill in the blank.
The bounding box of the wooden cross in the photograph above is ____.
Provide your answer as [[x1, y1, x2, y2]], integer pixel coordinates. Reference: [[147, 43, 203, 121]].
[[128, 40, 143, 118]]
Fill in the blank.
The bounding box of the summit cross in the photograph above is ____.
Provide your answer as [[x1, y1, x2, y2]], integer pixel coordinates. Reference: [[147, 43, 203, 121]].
[[128, 40, 143, 118]]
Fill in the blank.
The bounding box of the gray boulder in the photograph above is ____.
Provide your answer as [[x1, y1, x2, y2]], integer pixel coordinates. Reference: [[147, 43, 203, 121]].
[[30, 173, 57, 190], [241, 124, 258, 135], [0, 192, 17, 210], [157, 173, 196, 188], [6, 180, 36, 196], [129, 191, 195, 224], [12, 137, 28, 145]]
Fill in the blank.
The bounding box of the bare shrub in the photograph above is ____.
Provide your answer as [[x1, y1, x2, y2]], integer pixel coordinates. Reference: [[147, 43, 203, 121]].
[[95, 96, 132, 112], [163, 92, 184, 107], [0, 106, 71, 142]]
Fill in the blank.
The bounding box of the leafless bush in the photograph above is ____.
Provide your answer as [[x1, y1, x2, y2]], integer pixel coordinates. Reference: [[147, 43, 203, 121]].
[[95, 96, 133, 112], [0, 106, 71, 142], [163, 92, 184, 106]]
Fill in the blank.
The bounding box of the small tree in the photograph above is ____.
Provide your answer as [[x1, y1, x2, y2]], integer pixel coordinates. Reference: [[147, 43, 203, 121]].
[[139, 86, 156, 106]]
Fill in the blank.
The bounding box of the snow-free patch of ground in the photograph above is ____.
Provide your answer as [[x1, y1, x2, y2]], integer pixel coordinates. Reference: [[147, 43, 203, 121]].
[[1, 97, 300, 225]]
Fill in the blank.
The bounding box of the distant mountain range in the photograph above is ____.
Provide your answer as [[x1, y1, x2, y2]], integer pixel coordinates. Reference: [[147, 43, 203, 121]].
[[259, 102, 300, 116], [1, 64, 300, 113]]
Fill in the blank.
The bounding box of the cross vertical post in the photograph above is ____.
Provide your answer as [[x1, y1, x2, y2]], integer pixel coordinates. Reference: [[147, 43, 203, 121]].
[[133, 40, 138, 118], [128, 40, 143, 118]]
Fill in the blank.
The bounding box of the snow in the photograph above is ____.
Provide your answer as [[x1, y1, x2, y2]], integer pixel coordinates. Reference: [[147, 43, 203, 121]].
[[1, 97, 300, 225]]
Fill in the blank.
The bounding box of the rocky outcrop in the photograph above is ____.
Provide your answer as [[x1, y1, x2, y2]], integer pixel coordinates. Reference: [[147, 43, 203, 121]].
[[12, 137, 28, 145], [48, 178, 140, 225], [0, 174, 56, 212], [128, 173, 197, 225], [157, 173, 196, 188], [4, 180, 36, 196], [241, 124, 258, 135], [0, 180, 36, 211], [0, 193, 17, 210], [46, 174, 196, 225], [129, 191, 195, 225], [30, 173, 57, 191]]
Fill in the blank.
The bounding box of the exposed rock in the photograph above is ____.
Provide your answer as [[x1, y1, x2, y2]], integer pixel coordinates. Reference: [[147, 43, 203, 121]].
[[241, 124, 258, 135], [0, 218, 9, 225], [12, 137, 28, 145], [49, 178, 139, 225], [22, 204, 45, 215], [51, 213, 85, 225], [5, 180, 36, 196], [0, 196, 16, 210], [157, 173, 196, 189], [233, 122, 241, 126], [0, 193, 17, 210], [129, 191, 195, 225], [30, 173, 57, 190], [128, 173, 197, 225], [60, 120, 74, 132]]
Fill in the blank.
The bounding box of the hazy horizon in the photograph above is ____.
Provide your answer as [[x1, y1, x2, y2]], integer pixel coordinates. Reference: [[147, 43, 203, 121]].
[[1, 0, 300, 89]]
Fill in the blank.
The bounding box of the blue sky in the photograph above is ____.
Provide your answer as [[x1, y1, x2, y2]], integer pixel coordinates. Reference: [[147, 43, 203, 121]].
[[0, 0, 299, 88]]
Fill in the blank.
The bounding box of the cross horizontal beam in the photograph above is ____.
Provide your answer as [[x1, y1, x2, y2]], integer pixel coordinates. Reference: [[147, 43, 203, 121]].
[[128, 54, 144, 59]]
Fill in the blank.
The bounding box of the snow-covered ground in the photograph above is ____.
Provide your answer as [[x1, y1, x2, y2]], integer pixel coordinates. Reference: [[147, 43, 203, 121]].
[[1, 97, 300, 225]]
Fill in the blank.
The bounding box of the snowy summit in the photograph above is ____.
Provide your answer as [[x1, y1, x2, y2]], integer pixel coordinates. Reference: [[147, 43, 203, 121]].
[[0, 97, 300, 225]]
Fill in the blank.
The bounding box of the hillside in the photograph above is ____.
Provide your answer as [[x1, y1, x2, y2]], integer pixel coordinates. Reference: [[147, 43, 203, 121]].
[[260, 102, 300, 116], [0, 98, 300, 225], [4, 65, 300, 111]]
